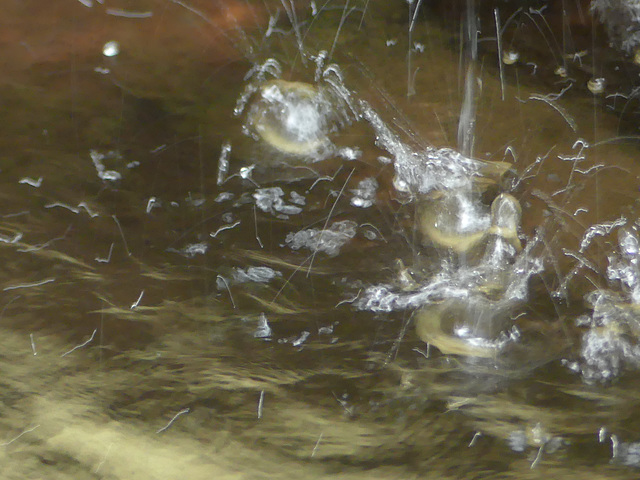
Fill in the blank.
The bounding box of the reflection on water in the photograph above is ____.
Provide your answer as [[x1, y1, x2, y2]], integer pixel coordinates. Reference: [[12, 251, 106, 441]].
[[4, 0, 640, 478]]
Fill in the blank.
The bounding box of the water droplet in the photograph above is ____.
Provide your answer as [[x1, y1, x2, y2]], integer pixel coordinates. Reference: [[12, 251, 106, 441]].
[[554, 65, 567, 78], [502, 50, 519, 65], [587, 77, 606, 94]]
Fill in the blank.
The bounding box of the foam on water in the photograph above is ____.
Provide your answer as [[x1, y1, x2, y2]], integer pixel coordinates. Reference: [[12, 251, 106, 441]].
[[350, 177, 378, 208], [232, 266, 282, 284], [221, 5, 640, 379], [571, 227, 640, 382], [608, 227, 640, 303], [254, 187, 303, 217], [236, 59, 355, 161], [359, 102, 486, 195], [285, 220, 357, 257]]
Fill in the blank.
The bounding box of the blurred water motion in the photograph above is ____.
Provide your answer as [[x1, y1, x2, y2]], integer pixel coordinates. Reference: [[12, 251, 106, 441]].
[[4, 1, 640, 479]]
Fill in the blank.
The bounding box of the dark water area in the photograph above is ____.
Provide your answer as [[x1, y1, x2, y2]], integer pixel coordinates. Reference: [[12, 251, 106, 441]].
[[4, 1, 640, 478]]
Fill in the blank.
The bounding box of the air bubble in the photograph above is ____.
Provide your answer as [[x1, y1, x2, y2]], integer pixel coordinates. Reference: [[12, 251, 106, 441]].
[[587, 77, 606, 94], [502, 50, 519, 65]]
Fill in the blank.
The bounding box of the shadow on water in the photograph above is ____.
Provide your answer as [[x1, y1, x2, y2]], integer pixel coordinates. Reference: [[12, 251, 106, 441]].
[[4, 0, 640, 478]]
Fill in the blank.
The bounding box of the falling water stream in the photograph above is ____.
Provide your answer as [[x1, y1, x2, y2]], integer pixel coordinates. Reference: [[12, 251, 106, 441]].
[[4, 1, 640, 478]]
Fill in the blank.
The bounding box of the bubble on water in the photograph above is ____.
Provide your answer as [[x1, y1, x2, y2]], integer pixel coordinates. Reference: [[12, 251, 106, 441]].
[[102, 41, 120, 57], [587, 77, 606, 94], [186, 195, 205, 208], [363, 230, 378, 241], [592, 0, 640, 54], [579, 217, 626, 253], [571, 288, 640, 383], [581, 329, 631, 382], [357, 230, 543, 313], [337, 146, 361, 160], [289, 191, 306, 206], [217, 142, 231, 185], [214, 192, 234, 203], [437, 192, 489, 235], [607, 227, 640, 303], [254, 313, 272, 339], [490, 194, 521, 231], [99, 170, 121, 181], [318, 325, 334, 335], [482, 236, 519, 269], [244, 78, 350, 159], [240, 165, 255, 180], [554, 65, 568, 78], [146, 197, 160, 213], [254, 187, 303, 217], [508, 430, 528, 452], [481, 194, 523, 268], [292, 331, 310, 347], [232, 266, 282, 284], [169, 242, 209, 258], [619, 228, 640, 257], [502, 50, 519, 65], [261, 82, 323, 143], [90, 150, 123, 182], [182, 243, 208, 257], [350, 178, 378, 208], [253, 186, 284, 211], [611, 437, 640, 467], [359, 100, 507, 195], [285, 220, 357, 257]]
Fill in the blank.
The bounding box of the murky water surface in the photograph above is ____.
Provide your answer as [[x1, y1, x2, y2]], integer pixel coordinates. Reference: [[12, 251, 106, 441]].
[[4, 1, 640, 478]]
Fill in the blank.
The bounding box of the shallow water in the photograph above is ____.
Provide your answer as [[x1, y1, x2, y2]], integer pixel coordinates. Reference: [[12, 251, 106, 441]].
[[4, 1, 640, 478]]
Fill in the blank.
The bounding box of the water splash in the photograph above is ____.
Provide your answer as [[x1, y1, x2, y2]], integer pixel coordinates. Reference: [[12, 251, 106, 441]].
[[570, 226, 640, 383]]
